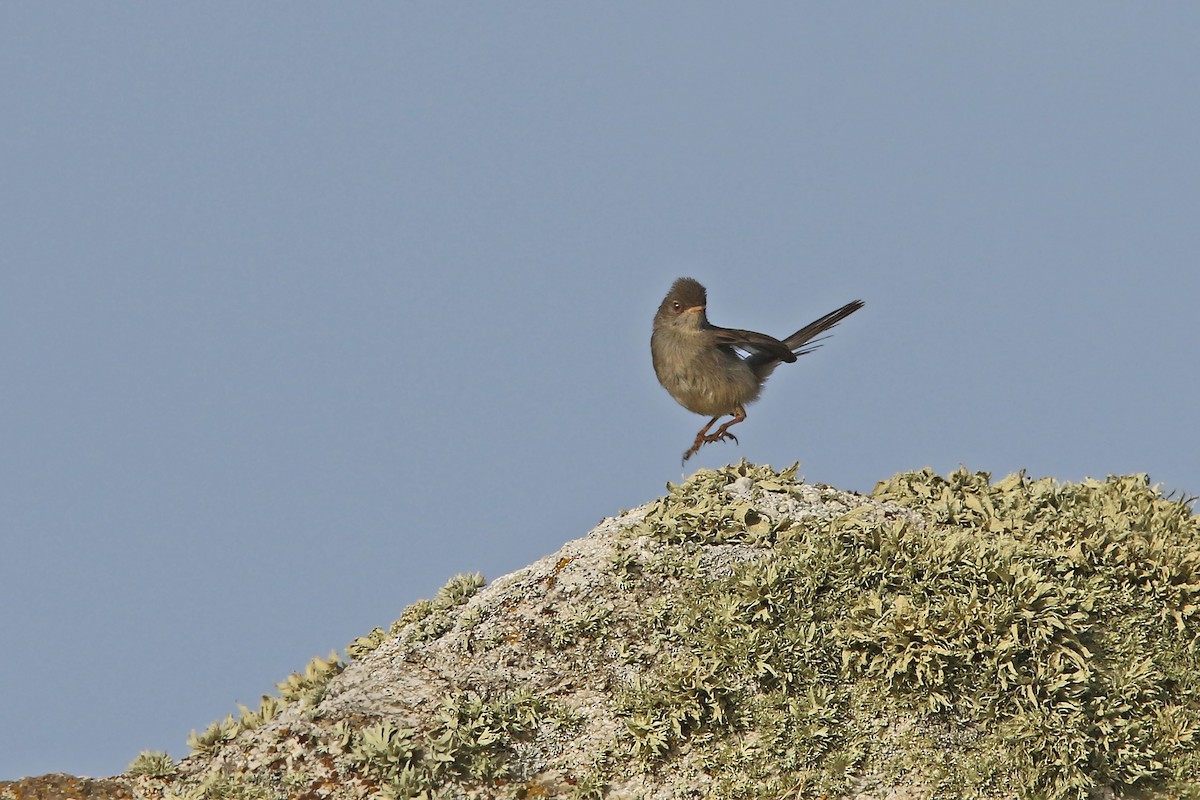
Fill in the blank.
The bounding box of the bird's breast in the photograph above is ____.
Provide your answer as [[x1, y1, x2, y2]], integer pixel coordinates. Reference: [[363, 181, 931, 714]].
[[652, 330, 764, 417]]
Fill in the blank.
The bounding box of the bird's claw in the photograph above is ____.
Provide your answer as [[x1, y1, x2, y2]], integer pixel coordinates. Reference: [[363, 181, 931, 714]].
[[681, 430, 740, 463], [708, 431, 738, 446]]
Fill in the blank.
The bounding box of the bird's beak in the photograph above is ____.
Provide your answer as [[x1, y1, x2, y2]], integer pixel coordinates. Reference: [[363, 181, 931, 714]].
[[684, 305, 705, 314]]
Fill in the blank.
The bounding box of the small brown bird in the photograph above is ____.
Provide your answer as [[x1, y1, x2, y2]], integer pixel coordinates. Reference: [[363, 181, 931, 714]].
[[651, 277, 863, 462]]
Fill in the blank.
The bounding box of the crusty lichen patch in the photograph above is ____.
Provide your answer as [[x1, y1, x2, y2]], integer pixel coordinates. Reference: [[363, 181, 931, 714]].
[[0, 773, 135, 800], [602, 463, 1200, 799], [38, 462, 1196, 800]]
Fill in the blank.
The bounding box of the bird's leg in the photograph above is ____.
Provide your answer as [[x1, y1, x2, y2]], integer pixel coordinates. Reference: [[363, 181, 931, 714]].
[[705, 404, 747, 445], [682, 416, 722, 463], [681, 406, 748, 462]]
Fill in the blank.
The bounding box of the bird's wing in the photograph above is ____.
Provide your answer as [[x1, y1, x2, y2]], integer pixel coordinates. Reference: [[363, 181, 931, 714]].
[[707, 327, 798, 364]]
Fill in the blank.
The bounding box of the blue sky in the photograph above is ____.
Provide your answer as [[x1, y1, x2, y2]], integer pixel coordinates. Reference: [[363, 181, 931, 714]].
[[3, 4, 1198, 780]]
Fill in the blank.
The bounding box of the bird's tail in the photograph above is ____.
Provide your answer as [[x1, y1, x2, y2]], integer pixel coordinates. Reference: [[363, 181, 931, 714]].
[[783, 299, 865, 355]]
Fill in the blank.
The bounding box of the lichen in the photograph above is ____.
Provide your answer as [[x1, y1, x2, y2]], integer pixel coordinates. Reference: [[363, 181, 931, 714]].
[[343, 688, 553, 796], [608, 463, 1200, 798]]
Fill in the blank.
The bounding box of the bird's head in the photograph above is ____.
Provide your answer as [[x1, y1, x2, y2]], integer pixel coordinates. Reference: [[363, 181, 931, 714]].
[[655, 277, 708, 328]]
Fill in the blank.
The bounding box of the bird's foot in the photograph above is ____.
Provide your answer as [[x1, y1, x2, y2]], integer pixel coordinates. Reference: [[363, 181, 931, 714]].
[[705, 430, 739, 446], [681, 430, 740, 463]]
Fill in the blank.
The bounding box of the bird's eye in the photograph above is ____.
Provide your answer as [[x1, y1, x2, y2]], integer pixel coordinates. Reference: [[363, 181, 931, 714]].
[[672, 301, 682, 312]]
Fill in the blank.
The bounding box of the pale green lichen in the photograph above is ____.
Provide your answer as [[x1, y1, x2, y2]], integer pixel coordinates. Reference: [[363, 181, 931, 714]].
[[613, 462, 1200, 799], [344, 687, 554, 796], [390, 572, 487, 646], [275, 650, 345, 708], [186, 713, 241, 757], [346, 626, 389, 660], [127, 750, 178, 778], [161, 770, 279, 800]]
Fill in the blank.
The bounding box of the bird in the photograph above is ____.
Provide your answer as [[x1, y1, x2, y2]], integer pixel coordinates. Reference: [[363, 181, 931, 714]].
[[651, 277, 863, 462]]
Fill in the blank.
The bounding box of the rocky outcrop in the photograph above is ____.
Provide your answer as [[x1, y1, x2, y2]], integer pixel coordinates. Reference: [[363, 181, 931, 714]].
[[6, 463, 1199, 799]]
